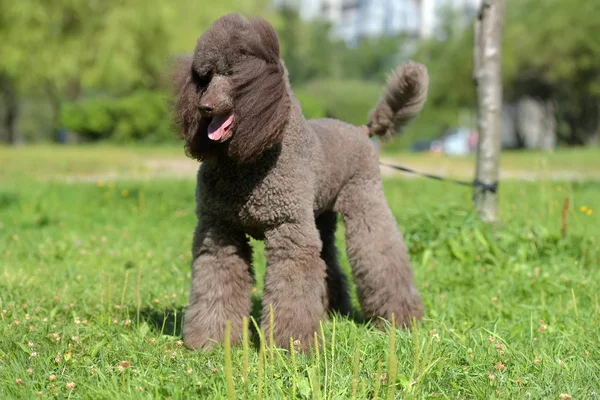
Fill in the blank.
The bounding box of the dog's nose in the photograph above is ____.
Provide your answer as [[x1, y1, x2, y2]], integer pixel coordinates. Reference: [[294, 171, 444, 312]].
[[198, 103, 213, 114]]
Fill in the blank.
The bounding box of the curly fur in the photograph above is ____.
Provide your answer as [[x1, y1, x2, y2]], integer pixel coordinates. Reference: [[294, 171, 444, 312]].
[[368, 61, 429, 139], [172, 13, 428, 352]]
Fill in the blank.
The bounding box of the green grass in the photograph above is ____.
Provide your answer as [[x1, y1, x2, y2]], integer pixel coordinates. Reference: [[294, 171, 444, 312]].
[[1, 146, 599, 399], [0, 144, 187, 183], [379, 146, 600, 180], [2, 144, 599, 183]]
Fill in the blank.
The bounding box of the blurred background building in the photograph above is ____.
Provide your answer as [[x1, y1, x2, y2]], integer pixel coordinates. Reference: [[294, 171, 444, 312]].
[[274, 0, 481, 43]]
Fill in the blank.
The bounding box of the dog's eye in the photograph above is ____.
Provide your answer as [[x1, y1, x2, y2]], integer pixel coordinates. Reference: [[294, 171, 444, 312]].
[[192, 70, 211, 89]]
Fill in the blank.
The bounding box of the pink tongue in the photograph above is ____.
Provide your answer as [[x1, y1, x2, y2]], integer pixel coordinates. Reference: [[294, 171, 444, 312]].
[[208, 113, 234, 141]]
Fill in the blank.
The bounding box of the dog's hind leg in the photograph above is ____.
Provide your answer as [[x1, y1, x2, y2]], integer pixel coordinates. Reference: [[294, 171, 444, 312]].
[[335, 178, 424, 329], [316, 211, 353, 317], [183, 217, 254, 351]]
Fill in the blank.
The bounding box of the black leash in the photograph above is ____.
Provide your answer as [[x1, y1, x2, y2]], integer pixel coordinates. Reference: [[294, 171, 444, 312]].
[[379, 162, 498, 193]]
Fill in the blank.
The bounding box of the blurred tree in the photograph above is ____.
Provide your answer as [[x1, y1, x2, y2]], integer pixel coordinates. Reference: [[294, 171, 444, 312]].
[[0, 0, 172, 141], [340, 34, 407, 82], [503, 0, 600, 145], [276, 6, 303, 83], [412, 0, 600, 146], [276, 6, 341, 84], [275, 4, 407, 84], [0, 0, 274, 143], [2, 0, 596, 146], [0, 1, 22, 144], [412, 8, 477, 112], [0, 72, 18, 144], [274, 4, 414, 128], [301, 79, 383, 126]]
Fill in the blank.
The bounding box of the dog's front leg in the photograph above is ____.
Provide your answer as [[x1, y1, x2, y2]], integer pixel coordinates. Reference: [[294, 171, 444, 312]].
[[262, 221, 327, 352], [183, 219, 254, 351]]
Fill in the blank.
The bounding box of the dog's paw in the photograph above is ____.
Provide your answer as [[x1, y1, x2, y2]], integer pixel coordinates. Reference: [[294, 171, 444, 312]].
[[182, 309, 247, 351], [368, 286, 424, 331], [264, 325, 318, 354], [182, 333, 220, 352]]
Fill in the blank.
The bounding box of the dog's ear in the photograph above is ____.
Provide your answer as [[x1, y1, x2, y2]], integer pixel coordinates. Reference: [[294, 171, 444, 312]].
[[171, 54, 219, 161], [226, 18, 291, 163], [172, 54, 196, 141]]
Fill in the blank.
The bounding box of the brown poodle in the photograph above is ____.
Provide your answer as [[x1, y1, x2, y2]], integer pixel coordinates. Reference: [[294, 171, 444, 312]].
[[172, 13, 429, 352]]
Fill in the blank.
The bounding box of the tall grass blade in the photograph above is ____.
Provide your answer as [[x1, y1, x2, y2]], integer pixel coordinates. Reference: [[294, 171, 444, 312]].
[[386, 314, 398, 400], [242, 317, 249, 399], [224, 320, 235, 400], [136, 265, 142, 327], [373, 358, 383, 400], [351, 341, 361, 400]]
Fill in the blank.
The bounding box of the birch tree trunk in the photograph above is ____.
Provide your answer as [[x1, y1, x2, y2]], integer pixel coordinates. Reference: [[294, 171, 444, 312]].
[[473, 0, 506, 222]]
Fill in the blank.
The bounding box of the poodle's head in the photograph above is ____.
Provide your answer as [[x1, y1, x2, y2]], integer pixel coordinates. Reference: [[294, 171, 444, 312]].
[[172, 14, 290, 163]]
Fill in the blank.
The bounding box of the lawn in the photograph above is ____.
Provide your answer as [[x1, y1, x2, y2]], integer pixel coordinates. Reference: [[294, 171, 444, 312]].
[[1, 145, 599, 399]]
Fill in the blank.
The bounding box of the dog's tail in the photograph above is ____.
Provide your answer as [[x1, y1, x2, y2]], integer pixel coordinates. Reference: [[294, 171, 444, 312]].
[[365, 61, 429, 139]]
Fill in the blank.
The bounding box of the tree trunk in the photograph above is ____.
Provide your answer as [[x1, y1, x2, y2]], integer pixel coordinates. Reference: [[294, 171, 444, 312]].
[[45, 81, 62, 142], [473, 0, 506, 222], [0, 72, 18, 145]]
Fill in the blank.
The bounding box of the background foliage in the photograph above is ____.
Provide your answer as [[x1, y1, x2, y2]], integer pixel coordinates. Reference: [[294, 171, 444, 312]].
[[0, 0, 598, 146]]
